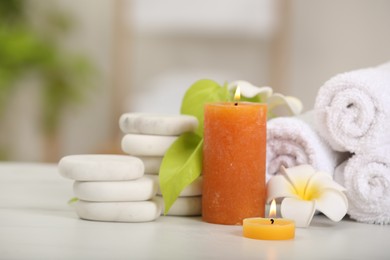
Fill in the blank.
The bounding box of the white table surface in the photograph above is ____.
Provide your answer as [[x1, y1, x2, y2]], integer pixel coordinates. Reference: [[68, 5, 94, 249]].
[[0, 162, 389, 260]]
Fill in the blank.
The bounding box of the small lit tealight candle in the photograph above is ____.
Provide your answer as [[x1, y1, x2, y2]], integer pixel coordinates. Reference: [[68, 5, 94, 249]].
[[243, 200, 295, 240]]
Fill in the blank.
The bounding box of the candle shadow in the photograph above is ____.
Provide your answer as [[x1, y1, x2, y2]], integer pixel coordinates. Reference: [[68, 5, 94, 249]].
[[231, 229, 243, 237]]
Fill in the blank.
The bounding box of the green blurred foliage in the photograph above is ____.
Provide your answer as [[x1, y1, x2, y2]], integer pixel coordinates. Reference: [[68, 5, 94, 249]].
[[0, 0, 95, 135]]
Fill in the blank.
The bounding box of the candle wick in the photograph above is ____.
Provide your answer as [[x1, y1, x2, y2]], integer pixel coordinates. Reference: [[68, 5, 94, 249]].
[[270, 219, 274, 224]]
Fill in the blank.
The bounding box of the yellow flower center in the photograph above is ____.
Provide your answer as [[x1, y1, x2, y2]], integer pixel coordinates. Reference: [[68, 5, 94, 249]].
[[291, 180, 321, 201]]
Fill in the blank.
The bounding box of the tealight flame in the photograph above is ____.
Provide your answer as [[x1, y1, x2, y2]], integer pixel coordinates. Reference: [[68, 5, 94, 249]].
[[234, 86, 241, 103], [269, 199, 277, 218]]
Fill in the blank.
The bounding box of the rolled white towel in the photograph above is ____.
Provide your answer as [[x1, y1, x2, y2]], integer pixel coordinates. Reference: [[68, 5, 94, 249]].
[[314, 62, 390, 153], [334, 146, 390, 225], [266, 111, 346, 181]]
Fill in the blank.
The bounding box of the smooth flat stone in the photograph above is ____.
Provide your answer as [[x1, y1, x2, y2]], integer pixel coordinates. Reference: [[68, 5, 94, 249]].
[[58, 154, 144, 181], [121, 134, 177, 156], [119, 113, 198, 136], [156, 196, 202, 216], [74, 175, 158, 202], [138, 156, 163, 174], [74, 198, 162, 222], [157, 176, 203, 197]]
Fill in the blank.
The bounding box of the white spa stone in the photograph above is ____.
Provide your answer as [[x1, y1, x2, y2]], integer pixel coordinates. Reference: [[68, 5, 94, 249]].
[[74, 198, 163, 222], [157, 176, 203, 197], [73, 175, 158, 202], [119, 113, 198, 136], [58, 154, 144, 181], [138, 156, 163, 174], [121, 134, 177, 156], [156, 196, 202, 216]]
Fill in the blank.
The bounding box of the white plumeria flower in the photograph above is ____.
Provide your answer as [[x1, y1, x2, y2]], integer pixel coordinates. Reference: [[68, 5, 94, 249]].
[[267, 164, 348, 228], [227, 80, 303, 118], [228, 80, 273, 102], [267, 94, 303, 118]]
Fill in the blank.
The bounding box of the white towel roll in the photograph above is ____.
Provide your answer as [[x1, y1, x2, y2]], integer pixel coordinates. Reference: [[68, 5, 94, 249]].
[[334, 146, 390, 224], [314, 62, 390, 153], [266, 111, 346, 181]]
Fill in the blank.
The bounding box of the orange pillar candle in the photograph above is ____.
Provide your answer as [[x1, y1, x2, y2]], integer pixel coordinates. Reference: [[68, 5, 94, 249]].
[[202, 101, 267, 225]]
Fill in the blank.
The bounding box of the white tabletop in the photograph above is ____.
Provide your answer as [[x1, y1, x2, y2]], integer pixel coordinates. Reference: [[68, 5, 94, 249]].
[[0, 162, 389, 260]]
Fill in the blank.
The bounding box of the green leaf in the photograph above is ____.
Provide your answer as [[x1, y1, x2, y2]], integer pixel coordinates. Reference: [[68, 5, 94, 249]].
[[159, 132, 203, 215], [239, 95, 263, 103], [180, 79, 230, 137], [68, 197, 79, 204]]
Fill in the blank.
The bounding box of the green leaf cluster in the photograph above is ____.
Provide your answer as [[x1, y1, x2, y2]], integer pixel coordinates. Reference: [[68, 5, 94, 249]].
[[180, 79, 230, 137], [159, 79, 231, 214]]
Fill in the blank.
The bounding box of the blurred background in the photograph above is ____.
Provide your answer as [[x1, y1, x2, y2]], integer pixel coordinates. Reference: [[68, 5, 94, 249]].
[[1, 0, 390, 162]]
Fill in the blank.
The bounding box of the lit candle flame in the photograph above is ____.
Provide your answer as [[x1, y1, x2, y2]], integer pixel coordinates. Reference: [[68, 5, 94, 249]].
[[234, 86, 241, 103], [269, 199, 277, 218]]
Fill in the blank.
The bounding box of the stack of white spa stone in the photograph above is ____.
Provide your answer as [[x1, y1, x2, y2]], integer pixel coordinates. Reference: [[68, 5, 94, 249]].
[[119, 113, 203, 216], [58, 154, 162, 222]]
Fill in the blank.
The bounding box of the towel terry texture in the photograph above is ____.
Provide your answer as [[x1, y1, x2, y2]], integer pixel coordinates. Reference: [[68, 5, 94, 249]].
[[314, 61, 390, 224], [266, 111, 346, 181], [334, 146, 390, 225], [314, 62, 390, 153]]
